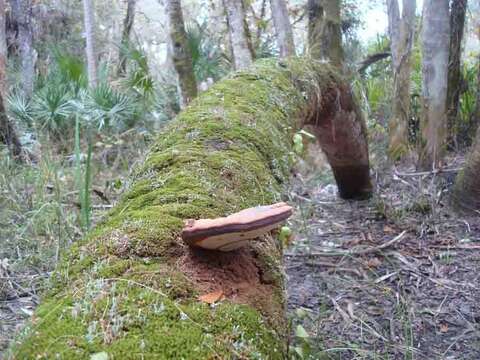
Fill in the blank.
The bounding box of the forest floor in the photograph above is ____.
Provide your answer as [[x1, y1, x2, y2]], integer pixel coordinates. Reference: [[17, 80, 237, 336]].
[[286, 155, 480, 359]]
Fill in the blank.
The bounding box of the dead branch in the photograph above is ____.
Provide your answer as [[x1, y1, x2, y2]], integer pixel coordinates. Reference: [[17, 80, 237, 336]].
[[358, 52, 391, 74]]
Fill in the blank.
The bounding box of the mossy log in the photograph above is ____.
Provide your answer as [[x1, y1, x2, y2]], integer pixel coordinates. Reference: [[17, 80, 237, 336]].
[[10, 58, 371, 359]]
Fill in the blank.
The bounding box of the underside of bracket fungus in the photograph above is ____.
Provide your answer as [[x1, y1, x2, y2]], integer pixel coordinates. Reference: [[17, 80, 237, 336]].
[[182, 202, 293, 251], [11, 58, 371, 359]]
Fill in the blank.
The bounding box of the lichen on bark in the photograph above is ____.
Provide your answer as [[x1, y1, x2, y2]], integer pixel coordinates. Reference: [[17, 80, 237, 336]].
[[9, 58, 371, 359]]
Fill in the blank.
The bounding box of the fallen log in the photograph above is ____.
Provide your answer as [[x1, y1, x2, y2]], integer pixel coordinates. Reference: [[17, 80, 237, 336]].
[[10, 58, 371, 359]]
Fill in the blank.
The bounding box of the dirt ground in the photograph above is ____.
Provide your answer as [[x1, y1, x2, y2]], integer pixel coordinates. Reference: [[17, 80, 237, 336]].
[[0, 268, 41, 356], [286, 159, 480, 359]]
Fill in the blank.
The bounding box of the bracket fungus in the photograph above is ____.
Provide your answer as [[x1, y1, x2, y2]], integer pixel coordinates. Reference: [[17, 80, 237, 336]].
[[181, 202, 293, 251]]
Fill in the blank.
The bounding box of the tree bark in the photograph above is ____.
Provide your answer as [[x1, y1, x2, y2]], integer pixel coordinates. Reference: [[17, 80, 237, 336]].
[[270, 0, 295, 57], [453, 127, 480, 213], [387, 0, 416, 159], [10, 0, 35, 98], [307, 0, 343, 67], [82, 0, 97, 88], [0, 0, 7, 95], [0, 0, 24, 161], [166, 0, 197, 107], [224, 0, 254, 69], [253, 0, 267, 51], [0, 91, 23, 160], [419, 0, 450, 169], [11, 58, 371, 358], [117, 0, 136, 76], [446, 0, 467, 149]]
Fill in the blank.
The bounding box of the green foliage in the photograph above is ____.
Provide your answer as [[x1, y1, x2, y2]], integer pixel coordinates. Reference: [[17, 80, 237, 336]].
[[51, 48, 87, 91], [6, 91, 33, 126], [0, 153, 79, 271], [185, 22, 228, 82], [359, 35, 392, 118], [7, 48, 171, 136], [74, 118, 92, 231], [456, 61, 479, 147], [73, 84, 137, 131], [31, 84, 73, 133], [342, 0, 364, 38], [119, 44, 155, 99], [254, 35, 277, 59]]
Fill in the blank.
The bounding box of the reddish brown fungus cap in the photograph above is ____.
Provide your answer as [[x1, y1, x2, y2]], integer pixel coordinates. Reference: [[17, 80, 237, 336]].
[[181, 202, 293, 251]]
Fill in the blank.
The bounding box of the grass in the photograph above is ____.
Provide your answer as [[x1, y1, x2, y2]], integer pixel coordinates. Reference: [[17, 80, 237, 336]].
[[0, 127, 154, 356], [74, 118, 93, 231], [0, 128, 152, 280], [0, 152, 76, 272]]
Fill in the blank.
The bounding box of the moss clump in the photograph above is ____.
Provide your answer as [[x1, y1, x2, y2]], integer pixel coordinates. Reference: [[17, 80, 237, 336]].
[[12, 280, 283, 359], [11, 58, 344, 359]]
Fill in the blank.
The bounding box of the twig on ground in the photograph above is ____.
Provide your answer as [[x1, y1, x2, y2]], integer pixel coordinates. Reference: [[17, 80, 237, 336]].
[[430, 244, 480, 250], [307, 231, 407, 257], [394, 167, 462, 178]]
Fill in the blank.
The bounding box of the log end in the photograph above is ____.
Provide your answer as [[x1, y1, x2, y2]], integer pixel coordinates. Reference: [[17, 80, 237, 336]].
[[332, 164, 373, 200]]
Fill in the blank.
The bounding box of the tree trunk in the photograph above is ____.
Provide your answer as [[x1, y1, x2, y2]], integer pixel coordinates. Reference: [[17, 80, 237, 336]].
[[117, 0, 136, 76], [270, 0, 295, 57], [166, 0, 197, 107], [0, 0, 24, 161], [224, 0, 254, 69], [253, 0, 267, 51], [453, 128, 480, 213], [0, 0, 7, 95], [11, 58, 371, 358], [418, 0, 450, 169], [82, 0, 97, 88], [387, 0, 416, 160], [446, 0, 467, 149], [0, 92, 23, 160], [10, 0, 35, 98], [307, 0, 343, 67]]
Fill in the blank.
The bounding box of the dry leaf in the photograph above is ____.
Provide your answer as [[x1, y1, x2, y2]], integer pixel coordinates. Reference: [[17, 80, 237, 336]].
[[345, 238, 361, 247], [383, 225, 395, 234], [439, 323, 449, 333], [198, 290, 224, 304], [367, 257, 382, 268]]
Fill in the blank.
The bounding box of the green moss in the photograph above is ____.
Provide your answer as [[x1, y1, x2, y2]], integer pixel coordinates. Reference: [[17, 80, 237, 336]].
[[12, 280, 283, 359], [11, 58, 342, 359], [96, 259, 133, 278]]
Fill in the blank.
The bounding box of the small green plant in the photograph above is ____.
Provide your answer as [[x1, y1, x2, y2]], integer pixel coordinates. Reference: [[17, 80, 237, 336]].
[[291, 324, 312, 358], [51, 48, 87, 92], [31, 84, 73, 133], [186, 22, 228, 82], [78, 83, 137, 131], [74, 117, 92, 231], [120, 44, 155, 99], [6, 90, 33, 126]]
